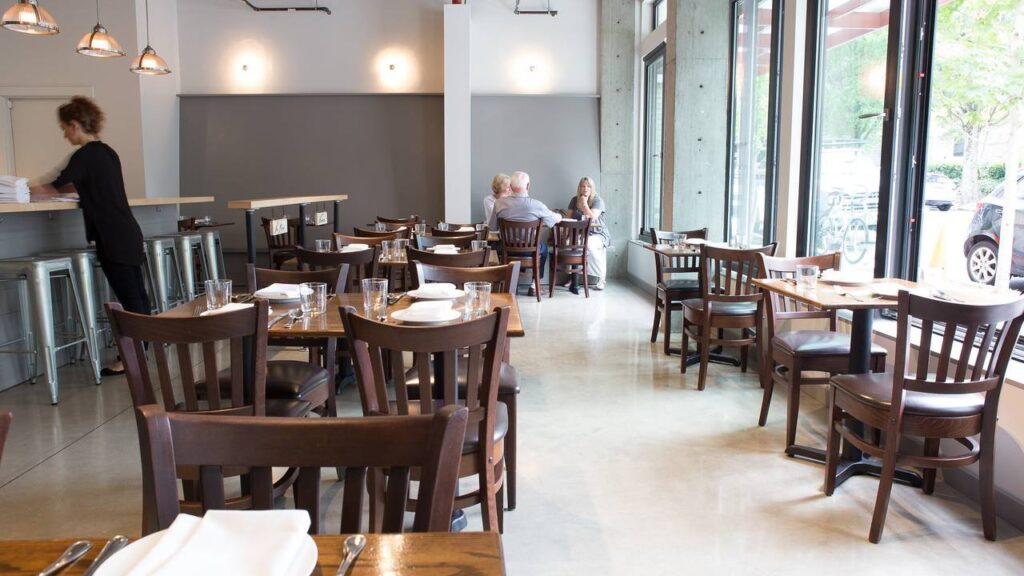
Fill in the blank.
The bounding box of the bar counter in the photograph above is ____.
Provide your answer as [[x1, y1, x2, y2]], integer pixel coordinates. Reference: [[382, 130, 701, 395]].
[[0, 196, 214, 214]]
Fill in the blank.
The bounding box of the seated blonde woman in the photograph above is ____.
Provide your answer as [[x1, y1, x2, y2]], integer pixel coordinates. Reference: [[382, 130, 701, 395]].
[[483, 173, 511, 225], [563, 176, 609, 291]]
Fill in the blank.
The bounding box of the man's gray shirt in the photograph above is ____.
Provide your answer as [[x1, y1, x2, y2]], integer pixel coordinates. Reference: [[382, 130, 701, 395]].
[[489, 193, 563, 229]]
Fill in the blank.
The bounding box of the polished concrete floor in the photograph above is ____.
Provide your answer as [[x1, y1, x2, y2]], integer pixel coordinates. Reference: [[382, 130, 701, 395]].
[[1, 281, 1023, 574]]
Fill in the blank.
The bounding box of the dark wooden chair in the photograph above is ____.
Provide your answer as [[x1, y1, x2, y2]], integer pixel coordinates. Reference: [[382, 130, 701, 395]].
[[435, 224, 488, 242], [416, 233, 477, 250], [340, 305, 511, 532], [406, 246, 489, 270], [136, 404, 468, 535], [352, 226, 402, 238], [0, 411, 10, 467], [825, 290, 1024, 542], [177, 217, 196, 232], [295, 246, 373, 292], [549, 219, 591, 298], [650, 227, 706, 355], [261, 217, 300, 269], [498, 218, 543, 302], [681, 243, 776, 390], [334, 233, 400, 280], [407, 261, 522, 510], [377, 215, 420, 226], [757, 253, 886, 457]]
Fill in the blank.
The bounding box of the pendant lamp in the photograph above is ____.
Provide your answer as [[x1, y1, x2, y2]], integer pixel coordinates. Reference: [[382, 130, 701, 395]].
[[130, 0, 170, 75], [1, 0, 59, 35], [77, 0, 124, 57]]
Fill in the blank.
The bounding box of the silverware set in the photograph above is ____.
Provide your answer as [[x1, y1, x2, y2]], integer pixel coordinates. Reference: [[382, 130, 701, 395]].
[[39, 535, 128, 576]]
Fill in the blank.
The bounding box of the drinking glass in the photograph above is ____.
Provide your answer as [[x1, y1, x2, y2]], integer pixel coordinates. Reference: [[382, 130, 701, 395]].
[[471, 240, 488, 252], [299, 282, 327, 317], [796, 265, 820, 292], [204, 279, 232, 310], [437, 222, 449, 231], [375, 221, 388, 232], [394, 238, 409, 261], [671, 233, 687, 247], [315, 239, 333, 252], [414, 223, 427, 236], [464, 281, 492, 319], [475, 223, 487, 232], [380, 240, 393, 262], [361, 278, 389, 321]]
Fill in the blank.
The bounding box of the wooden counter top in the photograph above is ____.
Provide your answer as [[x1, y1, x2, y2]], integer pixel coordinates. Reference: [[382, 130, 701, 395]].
[[227, 195, 349, 210], [0, 196, 214, 214]]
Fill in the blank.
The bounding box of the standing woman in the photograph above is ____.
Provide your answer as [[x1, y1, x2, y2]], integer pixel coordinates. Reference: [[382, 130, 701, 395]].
[[30, 96, 150, 376], [565, 176, 609, 291]]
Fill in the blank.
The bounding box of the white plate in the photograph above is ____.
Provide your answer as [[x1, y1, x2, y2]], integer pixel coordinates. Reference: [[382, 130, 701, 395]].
[[391, 308, 462, 325], [683, 238, 706, 246], [819, 271, 871, 287], [407, 288, 466, 300], [426, 247, 461, 253], [94, 529, 318, 576], [254, 292, 300, 303]]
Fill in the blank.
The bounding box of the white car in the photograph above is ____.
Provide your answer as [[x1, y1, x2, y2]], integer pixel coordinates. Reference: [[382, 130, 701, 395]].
[[924, 172, 957, 211]]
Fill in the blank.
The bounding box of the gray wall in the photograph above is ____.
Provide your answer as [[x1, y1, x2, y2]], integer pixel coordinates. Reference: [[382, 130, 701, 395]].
[[179, 94, 445, 265], [470, 95, 601, 225]]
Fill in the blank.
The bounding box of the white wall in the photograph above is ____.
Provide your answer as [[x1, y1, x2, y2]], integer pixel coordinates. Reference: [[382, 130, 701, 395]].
[[469, 0, 599, 95], [0, 0, 147, 196], [136, 0, 181, 198], [176, 0, 444, 94]]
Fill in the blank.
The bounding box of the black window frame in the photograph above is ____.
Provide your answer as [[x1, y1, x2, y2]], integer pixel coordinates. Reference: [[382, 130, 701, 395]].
[[640, 42, 667, 238], [653, 0, 667, 31]]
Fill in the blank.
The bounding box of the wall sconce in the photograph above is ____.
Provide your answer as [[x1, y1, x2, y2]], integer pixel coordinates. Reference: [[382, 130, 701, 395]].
[[229, 39, 271, 92], [510, 53, 552, 94], [375, 48, 417, 91]]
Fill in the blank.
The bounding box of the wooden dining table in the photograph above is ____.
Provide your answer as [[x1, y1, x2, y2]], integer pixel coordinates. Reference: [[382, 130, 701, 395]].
[[0, 533, 506, 575], [752, 276, 923, 488]]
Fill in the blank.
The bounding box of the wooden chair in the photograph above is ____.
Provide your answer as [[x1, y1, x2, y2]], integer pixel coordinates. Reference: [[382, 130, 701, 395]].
[[435, 224, 488, 242], [824, 290, 1024, 542], [340, 305, 511, 532], [416, 234, 476, 250], [0, 412, 10, 467], [377, 215, 420, 226], [136, 404, 468, 535], [406, 246, 489, 270], [649, 228, 706, 355], [681, 243, 776, 390], [177, 217, 196, 232], [294, 246, 373, 292], [260, 217, 300, 269], [757, 253, 886, 456], [498, 218, 543, 302], [408, 261, 522, 510], [334, 233, 400, 280], [352, 226, 402, 238], [548, 219, 591, 298]]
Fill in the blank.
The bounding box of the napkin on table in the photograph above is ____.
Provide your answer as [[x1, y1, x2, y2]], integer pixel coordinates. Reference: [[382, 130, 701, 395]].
[[253, 283, 301, 300], [340, 243, 370, 252], [431, 244, 458, 253], [199, 302, 254, 317], [416, 282, 457, 296], [399, 299, 455, 322], [126, 510, 311, 576]]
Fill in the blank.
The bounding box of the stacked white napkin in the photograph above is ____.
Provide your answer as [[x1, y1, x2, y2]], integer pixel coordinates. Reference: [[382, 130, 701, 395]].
[[253, 283, 301, 300], [416, 282, 458, 296], [199, 302, 253, 317], [124, 510, 311, 576], [0, 176, 30, 203], [431, 244, 458, 253], [456, 226, 475, 232], [340, 243, 370, 253]]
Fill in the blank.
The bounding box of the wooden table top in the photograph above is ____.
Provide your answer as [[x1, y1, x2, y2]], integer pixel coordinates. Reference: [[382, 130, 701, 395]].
[[641, 242, 701, 256], [0, 533, 505, 575], [753, 277, 919, 311], [227, 195, 349, 210], [0, 196, 214, 214], [163, 293, 525, 338]]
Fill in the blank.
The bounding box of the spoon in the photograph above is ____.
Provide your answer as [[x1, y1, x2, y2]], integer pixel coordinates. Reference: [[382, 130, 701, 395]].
[[335, 534, 367, 576], [285, 308, 304, 328], [38, 540, 91, 576]]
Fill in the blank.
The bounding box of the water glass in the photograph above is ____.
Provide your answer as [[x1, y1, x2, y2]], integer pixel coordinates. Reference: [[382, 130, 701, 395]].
[[380, 240, 393, 262], [475, 223, 487, 232], [394, 238, 409, 261], [375, 221, 388, 232], [361, 278, 389, 321], [464, 281, 492, 319], [299, 282, 327, 317], [414, 223, 427, 236], [671, 233, 687, 247], [471, 240, 488, 252], [314, 239, 333, 252], [796, 265, 820, 292], [204, 279, 232, 310], [437, 222, 449, 231]]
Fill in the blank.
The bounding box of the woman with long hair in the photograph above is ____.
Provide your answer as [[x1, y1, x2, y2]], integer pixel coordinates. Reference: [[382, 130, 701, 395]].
[[564, 176, 609, 292]]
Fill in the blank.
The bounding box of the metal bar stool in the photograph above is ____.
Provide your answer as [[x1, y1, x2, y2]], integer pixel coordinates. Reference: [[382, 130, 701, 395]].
[[0, 256, 101, 404], [39, 247, 112, 374], [201, 230, 227, 280], [155, 233, 210, 301], [143, 237, 187, 313]]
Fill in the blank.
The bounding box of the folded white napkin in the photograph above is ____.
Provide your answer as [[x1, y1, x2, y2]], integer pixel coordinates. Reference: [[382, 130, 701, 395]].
[[340, 243, 370, 252], [416, 282, 457, 295], [399, 300, 455, 321], [431, 244, 458, 253], [125, 510, 311, 576], [254, 283, 301, 299], [457, 226, 475, 232], [199, 302, 253, 317]]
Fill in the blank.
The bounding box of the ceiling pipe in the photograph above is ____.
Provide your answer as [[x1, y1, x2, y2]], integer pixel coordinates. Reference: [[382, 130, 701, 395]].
[[514, 0, 557, 16], [240, 0, 331, 15]]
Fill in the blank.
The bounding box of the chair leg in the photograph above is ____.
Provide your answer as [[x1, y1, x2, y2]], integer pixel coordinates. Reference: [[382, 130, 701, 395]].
[[697, 322, 711, 391], [922, 437, 939, 495], [533, 255, 541, 302], [680, 319, 690, 374], [869, 439, 901, 543], [758, 369, 775, 427], [548, 257, 555, 298], [503, 391, 517, 511], [479, 459, 500, 533], [496, 485, 505, 534], [980, 424, 997, 540], [740, 328, 749, 372], [664, 305, 674, 356], [651, 295, 662, 344], [582, 267, 589, 298], [823, 389, 842, 496], [785, 361, 802, 450]]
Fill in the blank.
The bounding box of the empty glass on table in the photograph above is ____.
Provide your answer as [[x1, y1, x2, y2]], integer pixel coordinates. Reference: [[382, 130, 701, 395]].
[[464, 281, 492, 319], [205, 279, 232, 310], [362, 278, 388, 321]]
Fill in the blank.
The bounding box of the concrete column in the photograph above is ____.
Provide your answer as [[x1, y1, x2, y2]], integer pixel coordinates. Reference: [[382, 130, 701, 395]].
[[600, 0, 638, 278], [444, 4, 472, 222], [666, 1, 730, 240], [774, 0, 807, 257]]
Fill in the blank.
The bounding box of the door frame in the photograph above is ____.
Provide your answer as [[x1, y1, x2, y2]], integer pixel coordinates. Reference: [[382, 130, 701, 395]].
[[0, 86, 93, 176]]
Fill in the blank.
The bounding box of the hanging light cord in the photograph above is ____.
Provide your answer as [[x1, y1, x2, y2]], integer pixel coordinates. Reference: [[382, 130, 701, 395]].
[[144, 0, 151, 46], [95, 0, 100, 25]]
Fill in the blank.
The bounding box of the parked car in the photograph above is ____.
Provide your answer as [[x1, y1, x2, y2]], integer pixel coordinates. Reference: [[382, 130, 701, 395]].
[[962, 174, 1024, 284], [924, 172, 957, 211]]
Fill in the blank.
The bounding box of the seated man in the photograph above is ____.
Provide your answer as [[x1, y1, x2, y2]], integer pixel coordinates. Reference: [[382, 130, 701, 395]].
[[490, 171, 562, 295]]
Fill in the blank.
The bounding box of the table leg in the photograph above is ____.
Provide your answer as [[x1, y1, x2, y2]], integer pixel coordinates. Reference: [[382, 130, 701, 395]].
[[298, 204, 308, 249], [245, 209, 256, 265], [333, 200, 341, 234]]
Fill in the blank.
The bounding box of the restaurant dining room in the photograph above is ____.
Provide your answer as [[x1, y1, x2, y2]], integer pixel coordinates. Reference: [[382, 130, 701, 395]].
[[1, 0, 1024, 574]]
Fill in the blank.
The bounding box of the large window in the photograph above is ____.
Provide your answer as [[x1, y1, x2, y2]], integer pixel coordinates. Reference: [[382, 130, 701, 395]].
[[727, 0, 781, 247], [912, 0, 1024, 291], [641, 45, 666, 234], [654, 0, 667, 29]]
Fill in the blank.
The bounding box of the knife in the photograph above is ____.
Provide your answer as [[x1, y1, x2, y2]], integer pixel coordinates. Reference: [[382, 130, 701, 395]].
[[268, 313, 289, 328], [82, 536, 130, 576]]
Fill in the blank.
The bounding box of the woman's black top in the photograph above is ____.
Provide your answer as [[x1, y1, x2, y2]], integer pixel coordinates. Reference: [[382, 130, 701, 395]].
[[52, 141, 144, 265]]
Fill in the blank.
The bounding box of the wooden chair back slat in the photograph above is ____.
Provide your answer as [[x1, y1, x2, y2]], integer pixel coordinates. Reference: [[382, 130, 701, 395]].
[[411, 262, 520, 294], [415, 234, 476, 249], [202, 341, 221, 411], [153, 344, 176, 409], [0, 412, 11, 466], [230, 337, 245, 408], [498, 219, 542, 256], [650, 228, 706, 280], [414, 352, 433, 414], [700, 243, 776, 303], [136, 404, 468, 534], [406, 246, 488, 270], [392, 351, 410, 415], [248, 262, 349, 295], [377, 215, 420, 226], [177, 343, 199, 411], [552, 219, 590, 250], [353, 226, 403, 238]]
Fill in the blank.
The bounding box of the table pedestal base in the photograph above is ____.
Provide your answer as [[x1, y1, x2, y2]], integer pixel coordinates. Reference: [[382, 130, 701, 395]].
[[785, 444, 923, 489]]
